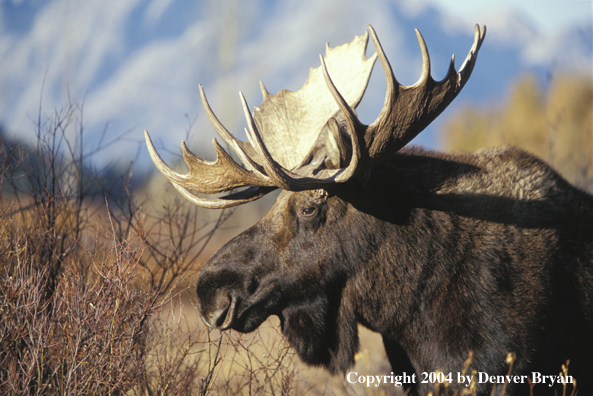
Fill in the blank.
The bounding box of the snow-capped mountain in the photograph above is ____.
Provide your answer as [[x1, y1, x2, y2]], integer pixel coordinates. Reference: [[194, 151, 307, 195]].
[[1, 0, 591, 172]]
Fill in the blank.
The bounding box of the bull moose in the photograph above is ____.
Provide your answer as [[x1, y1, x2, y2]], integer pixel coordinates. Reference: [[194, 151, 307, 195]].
[[145, 25, 593, 395]]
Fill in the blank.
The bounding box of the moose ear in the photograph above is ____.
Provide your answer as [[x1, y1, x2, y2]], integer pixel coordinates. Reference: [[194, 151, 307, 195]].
[[298, 112, 354, 173]]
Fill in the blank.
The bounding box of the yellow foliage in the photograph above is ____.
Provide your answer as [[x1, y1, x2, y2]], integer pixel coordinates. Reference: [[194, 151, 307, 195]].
[[442, 73, 593, 191]]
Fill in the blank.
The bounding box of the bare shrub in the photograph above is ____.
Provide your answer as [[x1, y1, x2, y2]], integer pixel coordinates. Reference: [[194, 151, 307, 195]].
[[0, 99, 296, 395], [0, 226, 155, 394]]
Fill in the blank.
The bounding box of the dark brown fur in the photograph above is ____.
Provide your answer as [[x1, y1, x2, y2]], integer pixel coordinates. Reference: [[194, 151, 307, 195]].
[[196, 146, 593, 395]]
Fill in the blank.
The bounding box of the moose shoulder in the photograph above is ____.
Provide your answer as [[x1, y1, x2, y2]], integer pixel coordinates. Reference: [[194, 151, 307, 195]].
[[145, 25, 593, 396]]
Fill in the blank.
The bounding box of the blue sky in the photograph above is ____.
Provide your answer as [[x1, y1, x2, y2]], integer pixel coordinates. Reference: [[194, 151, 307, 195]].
[[1, 0, 591, 172], [424, 0, 591, 33]]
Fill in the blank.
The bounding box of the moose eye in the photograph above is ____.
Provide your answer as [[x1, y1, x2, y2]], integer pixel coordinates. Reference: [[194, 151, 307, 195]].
[[300, 207, 316, 217]]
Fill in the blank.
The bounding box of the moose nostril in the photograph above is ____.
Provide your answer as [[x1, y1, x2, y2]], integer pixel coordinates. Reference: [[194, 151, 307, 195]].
[[214, 306, 230, 328], [203, 292, 239, 330], [247, 277, 259, 295], [199, 291, 233, 329]]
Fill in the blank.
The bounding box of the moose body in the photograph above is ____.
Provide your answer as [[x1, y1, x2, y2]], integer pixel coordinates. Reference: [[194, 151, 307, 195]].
[[145, 25, 593, 395], [196, 146, 593, 395]]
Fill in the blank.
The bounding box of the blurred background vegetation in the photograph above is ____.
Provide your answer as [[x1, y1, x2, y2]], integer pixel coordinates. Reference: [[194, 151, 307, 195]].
[[442, 72, 592, 193]]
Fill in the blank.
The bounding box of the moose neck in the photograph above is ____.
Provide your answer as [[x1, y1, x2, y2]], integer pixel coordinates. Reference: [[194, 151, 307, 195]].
[[338, 183, 448, 338], [323, 164, 457, 372]]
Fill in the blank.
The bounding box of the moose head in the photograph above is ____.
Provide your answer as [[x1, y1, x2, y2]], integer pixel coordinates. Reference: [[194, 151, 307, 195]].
[[145, 25, 593, 396]]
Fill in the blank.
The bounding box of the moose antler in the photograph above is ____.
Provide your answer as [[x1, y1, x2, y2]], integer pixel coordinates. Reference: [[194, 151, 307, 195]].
[[363, 24, 486, 163], [145, 24, 486, 208]]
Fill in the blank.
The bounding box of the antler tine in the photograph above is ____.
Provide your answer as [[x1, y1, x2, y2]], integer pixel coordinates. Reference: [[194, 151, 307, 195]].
[[445, 54, 456, 81], [415, 28, 431, 85], [172, 184, 276, 209], [199, 86, 267, 178], [240, 91, 295, 191], [318, 55, 362, 182], [366, 25, 397, 154], [259, 81, 271, 101], [199, 85, 236, 147], [458, 24, 486, 89], [145, 130, 187, 186]]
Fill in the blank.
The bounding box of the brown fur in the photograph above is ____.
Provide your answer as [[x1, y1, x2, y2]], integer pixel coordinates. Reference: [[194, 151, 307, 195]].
[[196, 146, 593, 396]]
